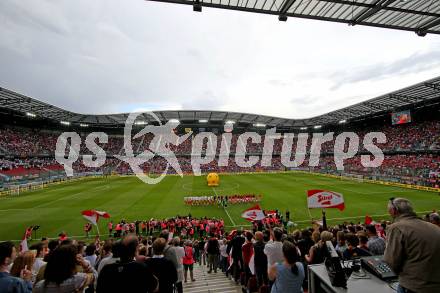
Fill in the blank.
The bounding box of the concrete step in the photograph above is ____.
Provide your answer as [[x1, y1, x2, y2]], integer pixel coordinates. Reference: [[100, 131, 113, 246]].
[[183, 263, 242, 293]]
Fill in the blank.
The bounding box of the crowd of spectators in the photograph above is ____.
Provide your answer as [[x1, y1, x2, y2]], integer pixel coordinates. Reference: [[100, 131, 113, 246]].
[[0, 158, 60, 172], [106, 216, 225, 240], [1, 199, 440, 293], [1, 153, 439, 188], [1, 119, 439, 156], [1, 119, 439, 188]]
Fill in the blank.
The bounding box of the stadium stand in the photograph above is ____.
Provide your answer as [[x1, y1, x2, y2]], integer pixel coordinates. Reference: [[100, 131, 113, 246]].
[[1, 77, 440, 292], [1, 115, 439, 188]]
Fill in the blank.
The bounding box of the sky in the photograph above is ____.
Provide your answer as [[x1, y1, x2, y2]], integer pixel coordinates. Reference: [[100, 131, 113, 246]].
[[0, 0, 440, 119]]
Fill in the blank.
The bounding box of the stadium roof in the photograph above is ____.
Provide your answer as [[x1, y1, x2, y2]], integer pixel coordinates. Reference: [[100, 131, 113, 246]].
[[0, 75, 440, 128], [146, 0, 440, 36]]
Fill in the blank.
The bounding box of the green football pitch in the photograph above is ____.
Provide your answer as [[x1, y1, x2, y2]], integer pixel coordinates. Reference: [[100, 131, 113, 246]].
[[0, 172, 438, 241]]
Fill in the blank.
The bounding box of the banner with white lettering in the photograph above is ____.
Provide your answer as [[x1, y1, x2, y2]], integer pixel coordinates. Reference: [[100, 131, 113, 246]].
[[307, 190, 345, 211]]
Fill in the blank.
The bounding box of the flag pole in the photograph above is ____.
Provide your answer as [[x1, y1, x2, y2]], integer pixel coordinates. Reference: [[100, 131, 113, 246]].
[[307, 208, 313, 220], [95, 224, 100, 237]]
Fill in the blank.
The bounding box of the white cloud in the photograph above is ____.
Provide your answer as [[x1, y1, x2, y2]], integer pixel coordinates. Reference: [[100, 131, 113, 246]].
[[0, 0, 439, 119]]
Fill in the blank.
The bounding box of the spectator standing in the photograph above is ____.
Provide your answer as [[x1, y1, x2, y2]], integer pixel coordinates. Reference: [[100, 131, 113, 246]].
[[29, 243, 46, 276], [335, 231, 348, 256], [343, 233, 371, 259], [268, 241, 304, 293], [95, 240, 112, 271], [228, 230, 245, 283], [253, 231, 268, 287], [206, 234, 220, 274], [219, 239, 228, 273], [34, 244, 94, 293], [198, 238, 206, 266], [306, 231, 332, 264], [97, 241, 121, 275], [172, 237, 184, 293], [145, 238, 178, 293], [97, 236, 157, 293], [84, 244, 97, 268], [384, 198, 440, 293], [297, 229, 314, 262], [182, 241, 195, 283], [264, 228, 284, 267], [242, 232, 254, 286], [0, 241, 32, 293], [366, 225, 385, 255], [10, 251, 36, 284]]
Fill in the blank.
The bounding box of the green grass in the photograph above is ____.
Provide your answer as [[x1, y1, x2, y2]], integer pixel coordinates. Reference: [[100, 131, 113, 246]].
[[0, 172, 439, 241]]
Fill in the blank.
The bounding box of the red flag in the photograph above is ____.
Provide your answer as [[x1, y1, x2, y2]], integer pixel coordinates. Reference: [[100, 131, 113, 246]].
[[307, 190, 345, 211], [81, 210, 110, 226], [365, 215, 373, 225], [241, 205, 265, 222]]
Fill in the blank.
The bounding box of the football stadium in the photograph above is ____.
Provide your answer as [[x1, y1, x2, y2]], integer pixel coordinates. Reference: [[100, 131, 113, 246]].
[[1, 1, 440, 293]]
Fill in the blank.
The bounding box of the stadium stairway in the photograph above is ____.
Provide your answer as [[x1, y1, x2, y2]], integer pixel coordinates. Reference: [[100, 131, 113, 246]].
[[183, 263, 242, 293]]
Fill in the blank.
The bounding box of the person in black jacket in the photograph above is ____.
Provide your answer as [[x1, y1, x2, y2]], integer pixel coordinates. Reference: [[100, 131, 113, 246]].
[[227, 230, 245, 284], [97, 236, 158, 293], [145, 238, 178, 293], [253, 231, 268, 287], [206, 234, 220, 273]]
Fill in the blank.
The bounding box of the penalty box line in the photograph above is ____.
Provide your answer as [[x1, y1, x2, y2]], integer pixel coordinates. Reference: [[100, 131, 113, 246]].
[[212, 187, 236, 227]]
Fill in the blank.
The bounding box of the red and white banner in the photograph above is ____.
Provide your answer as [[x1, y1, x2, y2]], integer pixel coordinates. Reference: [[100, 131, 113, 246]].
[[81, 210, 110, 226], [241, 205, 266, 221], [307, 190, 345, 211]]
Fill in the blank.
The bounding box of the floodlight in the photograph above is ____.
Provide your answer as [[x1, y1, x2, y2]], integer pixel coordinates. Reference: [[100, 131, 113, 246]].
[[278, 15, 288, 21], [193, 1, 202, 12]]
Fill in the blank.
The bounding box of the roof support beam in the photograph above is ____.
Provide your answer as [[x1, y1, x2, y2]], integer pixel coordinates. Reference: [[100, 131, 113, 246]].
[[308, 0, 440, 18], [389, 94, 422, 104], [279, 0, 297, 15], [362, 101, 388, 112], [416, 17, 440, 36], [424, 82, 440, 92], [350, 0, 396, 26], [342, 108, 371, 117]]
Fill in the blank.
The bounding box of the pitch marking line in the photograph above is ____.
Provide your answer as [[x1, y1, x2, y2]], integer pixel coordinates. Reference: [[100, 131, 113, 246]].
[[212, 186, 236, 226]]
